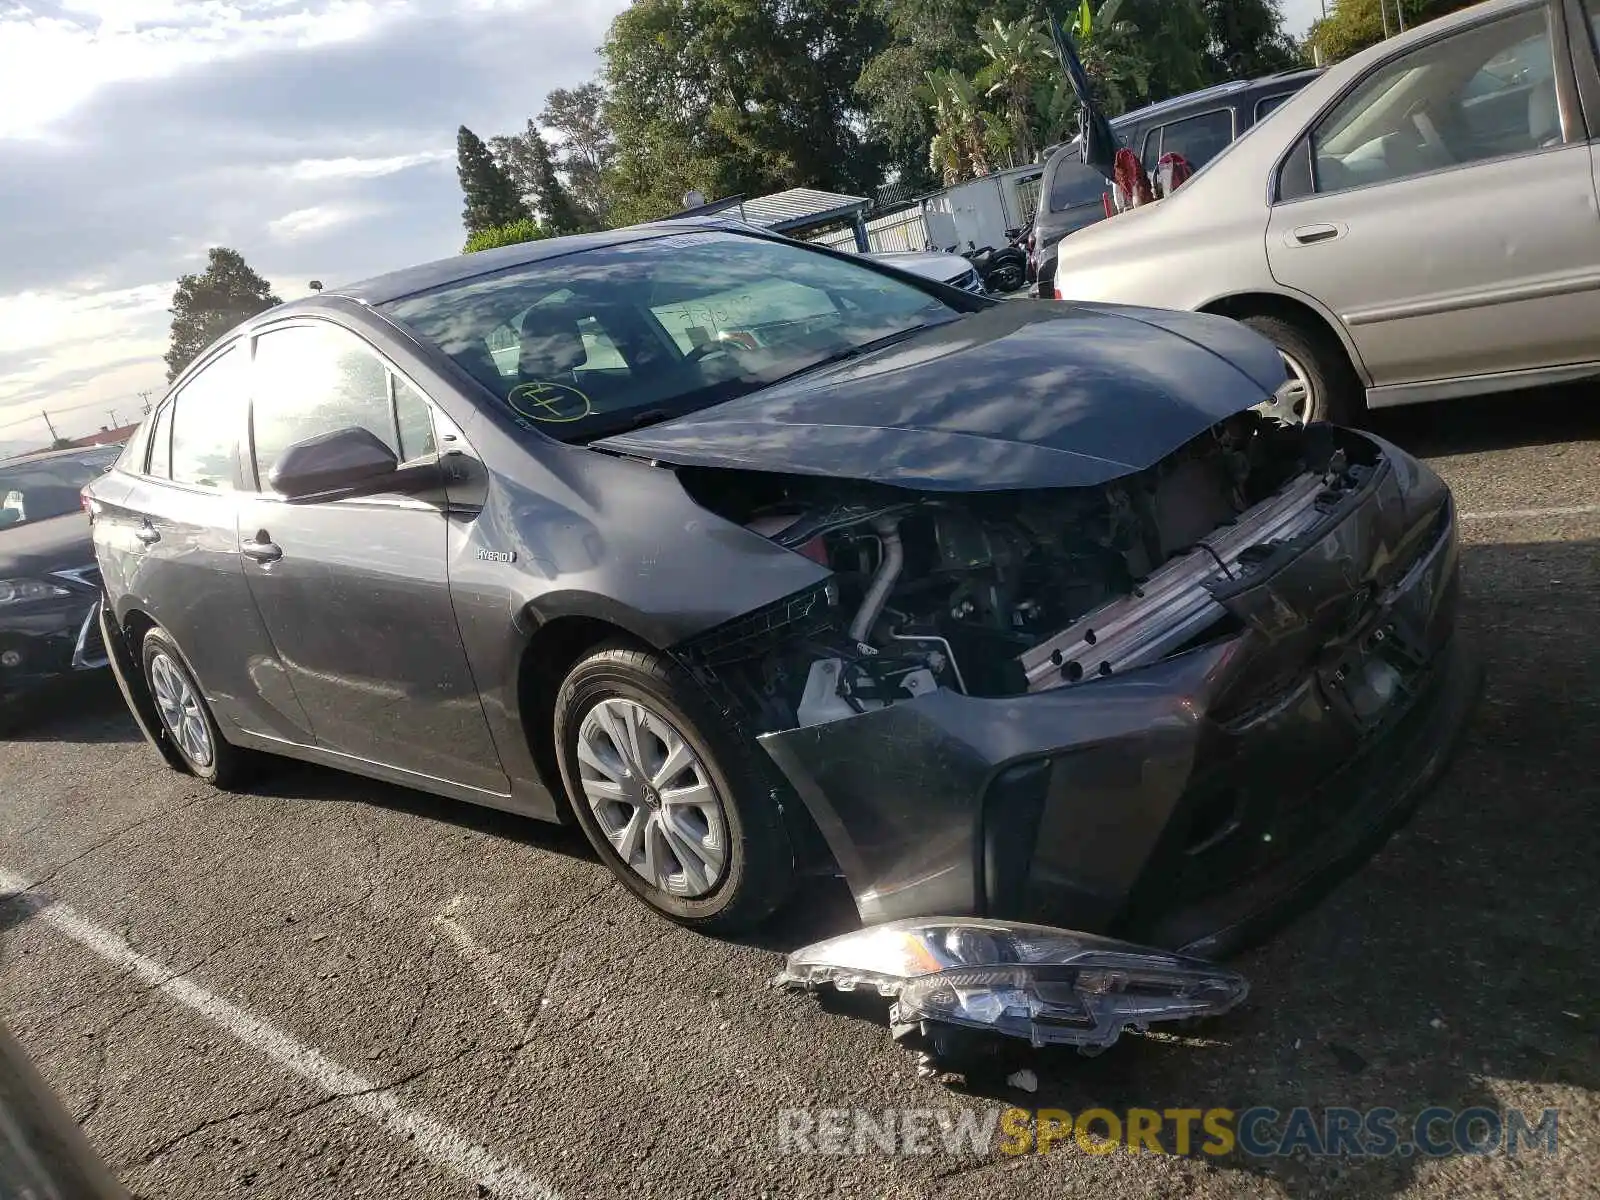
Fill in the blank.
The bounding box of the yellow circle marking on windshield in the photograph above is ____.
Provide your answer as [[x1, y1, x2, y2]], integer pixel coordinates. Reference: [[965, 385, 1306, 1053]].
[[508, 381, 593, 423]]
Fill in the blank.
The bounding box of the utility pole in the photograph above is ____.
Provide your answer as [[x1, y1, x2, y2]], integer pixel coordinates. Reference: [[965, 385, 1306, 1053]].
[[40, 410, 60, 444], [137, 390, 153, 414], [1396, 0, 1406, 33], [108, 408, 122, 429], [1381, 0, 1391, 39]]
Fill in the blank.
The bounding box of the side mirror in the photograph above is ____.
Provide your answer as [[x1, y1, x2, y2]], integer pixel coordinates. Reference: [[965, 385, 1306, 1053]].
[[268, 426, 405, 500]]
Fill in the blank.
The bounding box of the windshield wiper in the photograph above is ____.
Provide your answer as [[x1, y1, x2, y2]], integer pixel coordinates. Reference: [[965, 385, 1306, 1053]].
[[575, 408, 674, 442], [776, 323, 941, 382]]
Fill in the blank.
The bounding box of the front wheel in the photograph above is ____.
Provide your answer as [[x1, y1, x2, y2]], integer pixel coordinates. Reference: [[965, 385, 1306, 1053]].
[[554, 642, 794, 932]]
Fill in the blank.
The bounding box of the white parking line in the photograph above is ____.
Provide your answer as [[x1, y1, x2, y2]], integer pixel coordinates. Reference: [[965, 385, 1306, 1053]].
[[0, 869, 562, 1200], [1459, 504, 1600, 521]]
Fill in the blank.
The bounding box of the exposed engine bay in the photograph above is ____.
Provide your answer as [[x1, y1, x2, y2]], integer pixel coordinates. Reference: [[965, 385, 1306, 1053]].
[[676, 414, 1383, 731]]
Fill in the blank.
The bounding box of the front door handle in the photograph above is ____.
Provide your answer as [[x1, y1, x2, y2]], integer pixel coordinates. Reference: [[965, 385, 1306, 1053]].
[[241, 536, 283, 564], [135, 522, 160, 545], [1289, 223, 1343, 246]]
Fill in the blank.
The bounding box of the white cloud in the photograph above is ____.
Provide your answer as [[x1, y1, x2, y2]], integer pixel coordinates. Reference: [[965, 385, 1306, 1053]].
[[0, 0, 628, 448], [287, 151, 450, 181], [0, 1, 406, 139], [268, 202, 369, 239]]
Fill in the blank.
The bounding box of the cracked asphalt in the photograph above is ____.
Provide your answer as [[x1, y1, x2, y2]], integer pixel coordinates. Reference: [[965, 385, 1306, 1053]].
[[2, 394, 1597, 1199]]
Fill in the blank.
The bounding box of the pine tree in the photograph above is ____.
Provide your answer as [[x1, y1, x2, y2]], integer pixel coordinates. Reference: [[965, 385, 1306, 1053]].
[[457, 125, 529, 236], [490, 120, 593, 234], [164, 248, 281, 382]]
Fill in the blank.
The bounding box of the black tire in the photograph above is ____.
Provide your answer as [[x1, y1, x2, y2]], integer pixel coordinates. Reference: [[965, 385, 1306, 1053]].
[[987, 262, 1024, 293], [1240, 313, 1362, 427], [554, 641, 794, 932], [140, 627, 247, 788]]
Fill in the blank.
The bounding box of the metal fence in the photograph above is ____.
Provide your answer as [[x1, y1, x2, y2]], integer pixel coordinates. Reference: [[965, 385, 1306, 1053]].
[[809, 206, 930, 254]]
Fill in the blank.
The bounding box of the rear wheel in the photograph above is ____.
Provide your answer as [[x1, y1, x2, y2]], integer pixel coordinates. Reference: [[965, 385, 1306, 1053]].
[[987, 261, 1024, 293], [140, 627, 246, 788], [554, 641, 794, 932], [1240, 313, 1362, 426]]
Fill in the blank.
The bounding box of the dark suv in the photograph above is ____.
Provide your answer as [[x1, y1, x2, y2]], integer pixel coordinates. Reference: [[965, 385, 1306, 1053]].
[[1033, 69, 1323, 298]]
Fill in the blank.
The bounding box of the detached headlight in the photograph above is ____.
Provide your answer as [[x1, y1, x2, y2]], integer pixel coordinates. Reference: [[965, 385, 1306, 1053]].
[[776, 918, 1247, 1053], [0, 579, 72, 605]]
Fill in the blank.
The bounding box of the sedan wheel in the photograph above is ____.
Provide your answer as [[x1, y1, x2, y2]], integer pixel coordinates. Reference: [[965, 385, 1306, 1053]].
[[149, 651, 212, 768], [139, 626, 245, 787], [575, 697, 729, 899], [1256, 349, 1313, 426], [554, 641, 795, 931]]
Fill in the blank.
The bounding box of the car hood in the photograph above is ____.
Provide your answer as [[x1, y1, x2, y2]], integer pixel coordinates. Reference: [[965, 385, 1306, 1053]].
[[0, 513, 94, 576], [595, 303, 1287, 491], [870, 251, 971, 283]]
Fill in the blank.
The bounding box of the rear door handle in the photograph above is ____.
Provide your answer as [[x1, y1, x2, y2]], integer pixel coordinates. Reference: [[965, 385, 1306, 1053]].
[[1289, 223, 1343, 246], [241, 537, 282, 564], [135, 522, 160, 545]]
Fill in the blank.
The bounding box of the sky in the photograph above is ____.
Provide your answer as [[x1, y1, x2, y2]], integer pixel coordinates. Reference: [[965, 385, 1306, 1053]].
[[1, 0, 1331, 455], [1283, 0, 1331, 37], [0, 0, 628, 453]]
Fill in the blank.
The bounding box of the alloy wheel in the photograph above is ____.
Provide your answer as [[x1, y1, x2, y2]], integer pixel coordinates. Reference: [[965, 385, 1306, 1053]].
[[575, 697, 730, 899], [1256, 349, 1313, 426], [148, 651, 213, 768]]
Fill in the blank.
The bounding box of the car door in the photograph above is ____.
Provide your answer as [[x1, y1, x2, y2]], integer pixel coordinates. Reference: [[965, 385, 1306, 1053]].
[[1266, 0, 1600, 391], [237, 318, 508, 795], [100, 345, 312, 742]]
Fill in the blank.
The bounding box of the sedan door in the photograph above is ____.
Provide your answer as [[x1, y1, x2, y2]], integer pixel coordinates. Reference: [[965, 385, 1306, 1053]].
[[95, 345, 312, 743], [236, 319, 508, 795], [1265, 1, 1600, 394]]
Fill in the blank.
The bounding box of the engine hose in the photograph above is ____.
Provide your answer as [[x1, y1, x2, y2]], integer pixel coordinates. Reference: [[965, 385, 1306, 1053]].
[[848, 515, 904, 644]]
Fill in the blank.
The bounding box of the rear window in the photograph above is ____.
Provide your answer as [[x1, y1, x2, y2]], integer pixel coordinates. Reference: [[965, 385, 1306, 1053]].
[[379, 232, 963, 444], [0, 450, 118, 527], [1047, 156, 1111, 212]]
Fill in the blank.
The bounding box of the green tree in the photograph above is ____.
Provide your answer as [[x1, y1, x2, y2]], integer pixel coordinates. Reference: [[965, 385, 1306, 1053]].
[[600, 0, 891, 225], [1115, 0, 1209, 100], [491, 120, 593, 234], [463, 217, 551, 254], [858, 0, 1034, 188], [164, 248, 280, 382], [457, 124, 528, 236], [1201, 0, 1299, 80], [540, 83, 615, 224], [1309, 0, 1476, 64], [1074, 1, 1154, 117]]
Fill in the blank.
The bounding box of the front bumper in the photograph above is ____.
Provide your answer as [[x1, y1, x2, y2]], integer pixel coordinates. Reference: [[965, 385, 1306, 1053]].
[[0, 595, 108, 701], [759, 444, 1475, 957]]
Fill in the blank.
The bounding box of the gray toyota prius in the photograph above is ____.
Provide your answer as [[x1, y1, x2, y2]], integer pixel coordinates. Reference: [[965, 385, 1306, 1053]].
[[85, 224, 1476, 955]]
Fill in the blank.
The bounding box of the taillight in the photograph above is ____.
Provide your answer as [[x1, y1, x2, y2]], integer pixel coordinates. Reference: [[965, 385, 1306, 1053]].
[[798, 536, 829, 566]]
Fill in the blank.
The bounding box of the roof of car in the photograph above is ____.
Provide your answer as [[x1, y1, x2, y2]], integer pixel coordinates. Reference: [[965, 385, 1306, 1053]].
[[1109, 68, 1324, 129], [319, 222, 753, 308]]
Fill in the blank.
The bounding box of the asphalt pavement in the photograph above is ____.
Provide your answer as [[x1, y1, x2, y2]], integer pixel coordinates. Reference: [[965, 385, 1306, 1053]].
[[2, 392, 1597, 1199]]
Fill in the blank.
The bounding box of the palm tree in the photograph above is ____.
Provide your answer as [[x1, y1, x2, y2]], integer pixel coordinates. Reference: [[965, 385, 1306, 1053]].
[[975, 16, 1054, 167], [924, 69, 992, 184]]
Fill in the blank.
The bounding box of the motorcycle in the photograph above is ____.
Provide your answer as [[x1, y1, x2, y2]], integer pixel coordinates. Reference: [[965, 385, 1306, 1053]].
[[957, 229, 1029, 294]]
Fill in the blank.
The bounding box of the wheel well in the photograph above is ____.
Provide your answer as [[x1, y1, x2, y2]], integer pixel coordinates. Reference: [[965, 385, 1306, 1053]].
[[516, 615, 641, 821], [1200, 293, 1361, 374]]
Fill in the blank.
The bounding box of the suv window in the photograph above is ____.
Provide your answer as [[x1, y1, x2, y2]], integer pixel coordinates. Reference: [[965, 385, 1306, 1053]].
[[1256, 92, 1292, 120], [1141, 109, 1234, 175], [251, 323, 428, 489], [1310, 7, 1555, 195], [169, 348, 243, 490], [1048, 157, 1111, 212]]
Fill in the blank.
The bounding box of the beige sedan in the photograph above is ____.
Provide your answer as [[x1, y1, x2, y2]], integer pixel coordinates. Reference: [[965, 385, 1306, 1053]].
[[1051, 0, 1600, 425]]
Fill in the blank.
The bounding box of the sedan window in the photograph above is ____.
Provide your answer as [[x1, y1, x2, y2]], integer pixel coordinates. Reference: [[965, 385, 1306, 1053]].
[[169, 347, 243, 490], [147, 402, 174, 480], [1311, 8, 1555, 195], [252, 324, 404, 488], [379, 231, 964, 443]]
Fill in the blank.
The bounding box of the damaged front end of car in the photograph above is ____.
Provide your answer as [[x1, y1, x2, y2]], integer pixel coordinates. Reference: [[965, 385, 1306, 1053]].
[[668, 408, 1473, 1056]]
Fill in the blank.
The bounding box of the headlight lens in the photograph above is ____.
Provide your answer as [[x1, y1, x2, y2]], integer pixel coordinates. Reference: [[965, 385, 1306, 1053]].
[[0, 578, 73, 605], [776, 918, 1248, 1053]]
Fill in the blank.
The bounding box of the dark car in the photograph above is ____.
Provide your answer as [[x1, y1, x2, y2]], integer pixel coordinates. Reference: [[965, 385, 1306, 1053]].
[[86, 226, 1474, 955], [0, 443, 121, 705], [1033, 69, 1324, 298]]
